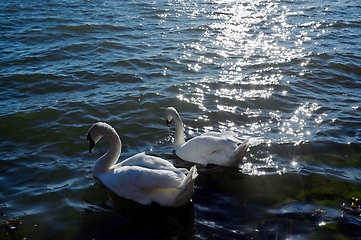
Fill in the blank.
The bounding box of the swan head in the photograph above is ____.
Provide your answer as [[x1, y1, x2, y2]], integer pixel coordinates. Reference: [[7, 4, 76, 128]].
[[165, 107, 177, 127], [165, 107, 186, 149], [86, 122, 110, 153], [165, 106, 186, 131], [87, 132, 96, 153]]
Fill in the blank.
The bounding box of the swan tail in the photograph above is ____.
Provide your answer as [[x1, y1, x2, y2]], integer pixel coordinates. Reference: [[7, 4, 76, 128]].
[[174, 165, 198, 206], [228, 139, 250, 167]]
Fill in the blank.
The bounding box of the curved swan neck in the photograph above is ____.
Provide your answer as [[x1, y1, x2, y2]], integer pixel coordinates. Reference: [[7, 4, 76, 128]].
[[168, 108, 186, 149], [93, 124, 122, 177]]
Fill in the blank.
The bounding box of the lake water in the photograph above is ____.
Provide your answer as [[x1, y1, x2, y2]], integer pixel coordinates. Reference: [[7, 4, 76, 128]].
[[1, 0, 361, 239]]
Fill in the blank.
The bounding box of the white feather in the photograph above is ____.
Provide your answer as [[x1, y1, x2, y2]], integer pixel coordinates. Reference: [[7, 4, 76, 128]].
[[87, 122, 198, 207], [165, 107, 250, 167]]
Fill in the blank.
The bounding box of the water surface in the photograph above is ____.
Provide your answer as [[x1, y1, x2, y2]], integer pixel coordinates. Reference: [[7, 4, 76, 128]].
[[1, 0, 361, 239]]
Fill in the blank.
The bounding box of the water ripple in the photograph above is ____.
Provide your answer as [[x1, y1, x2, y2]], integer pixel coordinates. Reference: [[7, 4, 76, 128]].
[[1, 0, 361, 239]]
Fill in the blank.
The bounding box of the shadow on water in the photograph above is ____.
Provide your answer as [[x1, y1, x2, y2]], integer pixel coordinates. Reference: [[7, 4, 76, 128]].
[[1, 151, 361, 239], [0, 181, 195, 240], [190, 163, 361, 239], [77, 184, 196, 240]]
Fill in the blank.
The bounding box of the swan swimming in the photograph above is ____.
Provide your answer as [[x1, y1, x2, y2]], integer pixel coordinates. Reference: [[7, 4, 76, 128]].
[[165, 107, 250, 167], [86, 122, 198, 207]]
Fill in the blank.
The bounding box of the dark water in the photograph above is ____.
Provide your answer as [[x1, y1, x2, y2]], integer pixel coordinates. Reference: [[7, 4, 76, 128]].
[[1, 0, 361, 239]]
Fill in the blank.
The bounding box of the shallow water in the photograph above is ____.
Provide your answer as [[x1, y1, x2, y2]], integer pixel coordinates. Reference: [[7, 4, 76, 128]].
[[1, 0, 361, 239]]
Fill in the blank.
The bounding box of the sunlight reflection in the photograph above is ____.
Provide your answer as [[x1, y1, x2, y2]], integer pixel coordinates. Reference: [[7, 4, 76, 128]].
[[204, 126, 214, 132], [177, 94, 189, 103], [214, 87, 240, 101], [275, 102, 322, 142], [276, 167, 287, 175], [319, 221, 326, 227], [196, 114, 209, 122], [219, 120, 238, 133], [241, 162, 267, 176], [217, 105, 237, 113], [173, 0, 324, 144], [201, 0, 307, 89], [240, 154, 277, 176], [187, 63, 201, 72], [176, 84, 207, 111]]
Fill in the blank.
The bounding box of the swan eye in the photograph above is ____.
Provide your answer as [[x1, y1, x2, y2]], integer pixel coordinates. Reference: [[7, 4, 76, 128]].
[[166, 119, 172, 127], [87, 133, 95, 153]]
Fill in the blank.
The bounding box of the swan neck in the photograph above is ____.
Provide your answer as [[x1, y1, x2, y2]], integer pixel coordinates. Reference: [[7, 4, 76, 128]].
[[93, 127, 121, 177], [171, 111, 186, 149]]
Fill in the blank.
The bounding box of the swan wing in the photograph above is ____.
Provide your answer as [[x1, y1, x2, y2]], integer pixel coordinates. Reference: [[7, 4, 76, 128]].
[[119, 152, 176, 170], [116, 166, 185, 189], [119, 152, 189, 174], [99, 166, 187, 205], [201, 131, 236, 138], [175, 133, 239, 165]]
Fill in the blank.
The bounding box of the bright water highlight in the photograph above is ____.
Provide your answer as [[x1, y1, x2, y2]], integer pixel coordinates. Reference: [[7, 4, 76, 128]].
[[1, 0, 361, 239]]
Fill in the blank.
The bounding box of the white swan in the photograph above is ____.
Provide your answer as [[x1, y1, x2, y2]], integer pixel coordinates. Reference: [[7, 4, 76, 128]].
[[165, 107, 250, 167], [86, 122, 198, 207]]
